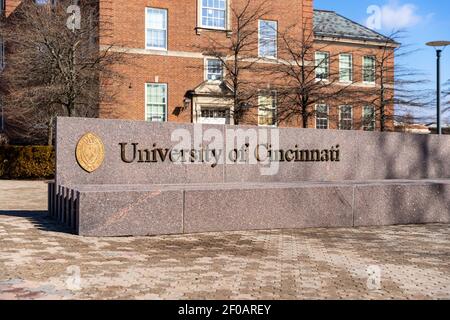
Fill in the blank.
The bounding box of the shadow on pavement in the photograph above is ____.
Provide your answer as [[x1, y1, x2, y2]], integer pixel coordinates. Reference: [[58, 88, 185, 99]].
[[0, 210, 73, 234]]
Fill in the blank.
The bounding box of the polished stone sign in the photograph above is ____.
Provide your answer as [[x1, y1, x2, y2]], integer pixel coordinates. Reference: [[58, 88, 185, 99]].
[[49, 117, 450, 236]]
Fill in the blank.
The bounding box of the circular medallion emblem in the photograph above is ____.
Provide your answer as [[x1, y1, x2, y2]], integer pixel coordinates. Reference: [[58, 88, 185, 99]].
[[75, 133, 105, 173]]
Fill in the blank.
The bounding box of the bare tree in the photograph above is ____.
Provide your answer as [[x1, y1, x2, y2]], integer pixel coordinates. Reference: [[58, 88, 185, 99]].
[[444, 80, 450, 117], [0, 0, 124, 145], [353, 31, 430, 132], [192, 0, 270, 124], [269, 21, 355, 128]]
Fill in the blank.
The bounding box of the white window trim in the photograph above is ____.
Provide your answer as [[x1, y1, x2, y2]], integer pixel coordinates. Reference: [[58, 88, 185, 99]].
[[315, 51, 330, 81], [258, 19, 278, 59], [338, 105, 353, 130], [204, 57, 224, 82], [145, 83, 168, 122], [197, 0, 228, 31], [145, 8, 168, 51], [339, 53, 353, 83], [362, 55, 376, 85], [258, 90, 278, 127], [315, 104, 329, 129]]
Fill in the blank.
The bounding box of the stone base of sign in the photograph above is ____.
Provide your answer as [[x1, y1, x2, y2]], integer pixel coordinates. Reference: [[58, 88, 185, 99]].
[[48, 179, 450, 237]]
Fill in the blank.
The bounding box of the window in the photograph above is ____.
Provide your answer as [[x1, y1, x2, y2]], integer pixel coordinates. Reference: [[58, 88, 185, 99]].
[[35, 0, 57, 5], [0, 0, 4, 14], [145, 8, 167, 50], [145, 83, 167, 122], [258, 91, 277, 126], [363, 106, 376, 131], [339, 54, 352, 82], [259, 20, 277, 58], [206, 59, 223, 81], [316, 104, 329, 129], [339, 105, 353, 130], [315, 52, 329, 80], [201, 108, 228, 119], [201, 0, 226, 29], [363, 56, 376, 83]]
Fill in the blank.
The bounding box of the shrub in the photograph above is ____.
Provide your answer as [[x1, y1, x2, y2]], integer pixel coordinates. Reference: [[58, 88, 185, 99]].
[[0, 146, 55, 179]]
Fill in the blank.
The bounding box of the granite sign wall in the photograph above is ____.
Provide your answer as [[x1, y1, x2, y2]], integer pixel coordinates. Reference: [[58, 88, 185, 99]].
[[49, 117, 450, 236]]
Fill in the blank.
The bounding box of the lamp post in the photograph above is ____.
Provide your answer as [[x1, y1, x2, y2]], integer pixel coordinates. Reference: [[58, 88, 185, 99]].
[[426, 41, 450, 135]]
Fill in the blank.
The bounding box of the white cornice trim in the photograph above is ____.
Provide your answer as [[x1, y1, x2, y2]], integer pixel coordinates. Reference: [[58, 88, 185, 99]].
[[101, 45, 205, 58], [315, 36, 400, 48], [100, 45, 310, 66]]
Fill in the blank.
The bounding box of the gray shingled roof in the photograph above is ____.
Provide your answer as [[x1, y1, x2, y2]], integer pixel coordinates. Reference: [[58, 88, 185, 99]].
[[314, 10, 395, 43]]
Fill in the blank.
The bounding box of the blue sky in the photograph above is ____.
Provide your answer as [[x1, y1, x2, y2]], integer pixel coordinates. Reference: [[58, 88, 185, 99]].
[[315, 0, 450, 123]]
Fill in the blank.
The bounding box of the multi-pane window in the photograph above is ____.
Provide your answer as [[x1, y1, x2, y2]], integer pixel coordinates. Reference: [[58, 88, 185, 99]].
[[363, 56, 376, 83], [316, 104, 329, 129], [258, 91, 277, 126], [201, 0, 226, 29], [363, 106, 376, 131], [201, 108, 228, 118], [35, 0, 56, 5], [339, 54, 352, 82], [259, 20, 277, 58], [339, 105, 353, 130], [145, 83, 167, 122], [206, 59, 223, 81], [315, 52, 329, 80], [145, 8, 167, 50]]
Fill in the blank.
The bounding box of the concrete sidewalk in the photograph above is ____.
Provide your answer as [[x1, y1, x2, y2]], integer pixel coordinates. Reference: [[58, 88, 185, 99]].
[[0, 180, 48, 211]]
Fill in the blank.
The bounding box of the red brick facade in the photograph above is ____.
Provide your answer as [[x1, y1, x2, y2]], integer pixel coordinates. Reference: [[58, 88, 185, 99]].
[[2, 0, 395, 131], [98, 1, 313, 122], [3, 0, 21, 16], [97, 0, 394, 130], [311, 40, 396, 130]]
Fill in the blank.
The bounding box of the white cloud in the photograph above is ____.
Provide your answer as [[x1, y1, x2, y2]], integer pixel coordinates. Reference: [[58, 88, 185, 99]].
[[366, 1, 426, 30]]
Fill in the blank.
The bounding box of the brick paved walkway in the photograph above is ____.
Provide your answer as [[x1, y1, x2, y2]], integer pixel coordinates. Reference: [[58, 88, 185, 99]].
[[0, 180, 449, 299]]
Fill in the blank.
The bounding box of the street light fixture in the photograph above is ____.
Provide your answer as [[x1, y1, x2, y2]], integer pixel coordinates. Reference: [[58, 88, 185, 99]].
[[426, 41, 450, 135]]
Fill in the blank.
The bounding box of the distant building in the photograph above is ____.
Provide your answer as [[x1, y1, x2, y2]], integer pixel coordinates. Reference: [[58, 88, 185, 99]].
[[395, 121, 431, 134], [426, 123, 450, 135]]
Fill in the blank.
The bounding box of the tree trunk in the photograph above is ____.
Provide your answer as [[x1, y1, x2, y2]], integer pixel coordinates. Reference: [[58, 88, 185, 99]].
[[380, 85, 386, 132], [301, 95, 309, 128], [302, 111, 308, 128], [66, 101, 75, 117], [47, 116, 54, 146]]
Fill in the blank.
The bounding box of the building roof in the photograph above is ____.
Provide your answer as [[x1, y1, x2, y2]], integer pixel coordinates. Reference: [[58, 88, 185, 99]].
[[314, 9, 397, 44]]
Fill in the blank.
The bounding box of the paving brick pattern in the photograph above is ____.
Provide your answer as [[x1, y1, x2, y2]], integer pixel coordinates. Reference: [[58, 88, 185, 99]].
[[0, 181, 449, 299]]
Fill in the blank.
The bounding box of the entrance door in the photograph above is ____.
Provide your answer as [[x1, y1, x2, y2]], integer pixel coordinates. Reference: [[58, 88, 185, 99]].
[[199, 108, 230, 125]]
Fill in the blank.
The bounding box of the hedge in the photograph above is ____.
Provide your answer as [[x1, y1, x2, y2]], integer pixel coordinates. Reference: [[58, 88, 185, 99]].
[[0, 146, 55, 179]]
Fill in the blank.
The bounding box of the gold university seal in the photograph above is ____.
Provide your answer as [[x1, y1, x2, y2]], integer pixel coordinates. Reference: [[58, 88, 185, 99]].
[[75, 133, 105, 173]]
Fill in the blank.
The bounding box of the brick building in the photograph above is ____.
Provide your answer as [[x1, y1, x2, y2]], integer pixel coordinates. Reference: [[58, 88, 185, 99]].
[[1, 0, 398, 132]]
